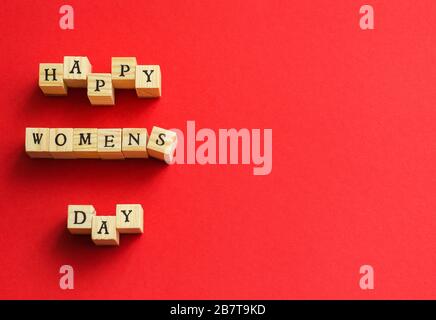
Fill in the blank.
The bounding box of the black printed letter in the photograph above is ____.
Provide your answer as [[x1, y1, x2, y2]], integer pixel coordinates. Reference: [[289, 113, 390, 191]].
[[121, 210, 132, 223], [120, 65, 130, 77], [104, 135, 115, 148], [142, 69, 154, 82], [79, 133, 91, 145], [128, 133, 140, 146], [69, 60, 81, 74], [55, 133, 67, 146], [95, 79, 105, 91], [73, 211, 86, 224], [97, 221, 109, 234], [44, 68, 57, 81], [156, 133, 166, 146], [32, 133, 43, 144]]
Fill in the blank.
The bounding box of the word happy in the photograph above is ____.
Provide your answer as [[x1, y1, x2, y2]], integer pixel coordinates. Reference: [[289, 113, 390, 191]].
[[39, 56, 161, 105]]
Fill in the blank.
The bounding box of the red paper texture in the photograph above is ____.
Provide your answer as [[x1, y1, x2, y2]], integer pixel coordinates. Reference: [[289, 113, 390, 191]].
[[0, 1, 434, 299]]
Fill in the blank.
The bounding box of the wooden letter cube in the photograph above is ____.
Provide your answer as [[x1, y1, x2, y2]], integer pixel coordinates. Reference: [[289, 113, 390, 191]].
[[87, 73, 115, 105], [147, 126, 177, 163], [73, 128, 99, 158], [112, 57, 137, 89], [122, 128, 148, 158], [97, 128, 124, 159], [39, 63, 67, 96], [135, 65, 161, 97], [25, 128, 51, 158], [67, 205, 96, 234], [49, 128, 75, 159], [63, 56, 92, 88], [92, 216, 119, 246], [116, 204, 144, 234]]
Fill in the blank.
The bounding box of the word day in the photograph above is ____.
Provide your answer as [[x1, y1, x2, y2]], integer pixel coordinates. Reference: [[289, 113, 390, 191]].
[[170, 121, 272, 176], [25, 126, 177, 163], [68, 204, 144, 246], [39, 56, 161, 105]]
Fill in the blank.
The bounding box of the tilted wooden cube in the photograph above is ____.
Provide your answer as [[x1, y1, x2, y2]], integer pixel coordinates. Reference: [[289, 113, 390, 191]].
[[147, 126, 177, 163]]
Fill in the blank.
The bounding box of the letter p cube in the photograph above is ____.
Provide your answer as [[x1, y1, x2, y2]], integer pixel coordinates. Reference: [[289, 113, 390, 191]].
[[87, 73, 115, 105]]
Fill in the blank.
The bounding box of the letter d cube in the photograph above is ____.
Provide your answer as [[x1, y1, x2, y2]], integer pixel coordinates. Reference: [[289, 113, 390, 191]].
[[67, 205, 96, 234]]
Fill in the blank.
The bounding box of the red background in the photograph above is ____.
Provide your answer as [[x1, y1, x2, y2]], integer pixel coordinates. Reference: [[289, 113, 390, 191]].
[[0, 0, 435, 299]]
